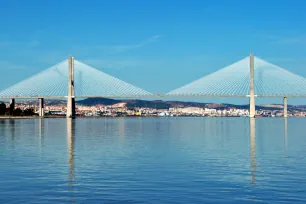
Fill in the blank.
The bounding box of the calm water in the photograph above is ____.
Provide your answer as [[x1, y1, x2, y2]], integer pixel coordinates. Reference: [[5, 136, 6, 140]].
[[1, 117, 306, 203]]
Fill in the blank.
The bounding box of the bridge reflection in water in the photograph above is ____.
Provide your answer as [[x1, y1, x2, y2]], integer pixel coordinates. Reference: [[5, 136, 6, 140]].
[[284, 118, 288, 152], [249, 118, 256, 185], [1, 118, 291, 190], [67, 118, 75, 193], [249, 118, 289, 185]]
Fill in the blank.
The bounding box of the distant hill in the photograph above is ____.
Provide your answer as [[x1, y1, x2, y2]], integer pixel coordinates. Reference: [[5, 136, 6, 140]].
[[77, 98, 118, 106], [4, 97, 305, 111], [76, 98, 212, 109], [75, 98, 284, 110]]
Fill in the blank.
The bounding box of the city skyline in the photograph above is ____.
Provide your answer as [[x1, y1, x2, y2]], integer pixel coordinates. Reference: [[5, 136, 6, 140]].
[[1, 98, 305, 118]]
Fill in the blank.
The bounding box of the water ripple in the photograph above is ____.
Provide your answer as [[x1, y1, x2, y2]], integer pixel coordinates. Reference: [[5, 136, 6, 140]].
[[0, 118, 306, 203]]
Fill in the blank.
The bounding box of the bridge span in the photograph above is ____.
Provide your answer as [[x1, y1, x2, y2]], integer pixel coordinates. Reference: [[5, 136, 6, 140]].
[[1, 54, 306, 118]]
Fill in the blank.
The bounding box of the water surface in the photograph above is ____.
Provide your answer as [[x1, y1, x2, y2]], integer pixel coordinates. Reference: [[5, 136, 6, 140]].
[[1, 117, 306, 203]]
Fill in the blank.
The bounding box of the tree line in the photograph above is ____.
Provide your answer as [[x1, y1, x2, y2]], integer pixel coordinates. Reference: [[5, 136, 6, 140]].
[[0, 103, 36, 116]]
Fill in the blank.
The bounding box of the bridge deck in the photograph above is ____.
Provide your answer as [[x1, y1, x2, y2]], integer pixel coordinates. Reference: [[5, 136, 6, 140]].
[[1, 94, 306, 99]]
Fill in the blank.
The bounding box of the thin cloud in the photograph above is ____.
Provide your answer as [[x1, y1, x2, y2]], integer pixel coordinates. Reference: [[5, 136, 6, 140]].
[[27, 40, 40, 47], [265, 34, 306, 45], [30, 35, 162, 60], [0, 61, 27, 70], [275, 36, 306, 45], [0, 40, 40, 48], [100, 35, 162, 54], [83, 58, 162, 70]]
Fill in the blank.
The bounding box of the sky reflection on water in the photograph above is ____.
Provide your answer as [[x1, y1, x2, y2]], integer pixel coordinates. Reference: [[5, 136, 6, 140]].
[[0, 117, 306, 203]]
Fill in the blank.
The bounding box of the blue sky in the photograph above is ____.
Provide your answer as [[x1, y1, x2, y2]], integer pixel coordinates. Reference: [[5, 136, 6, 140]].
[[1, 0, 306, 104]]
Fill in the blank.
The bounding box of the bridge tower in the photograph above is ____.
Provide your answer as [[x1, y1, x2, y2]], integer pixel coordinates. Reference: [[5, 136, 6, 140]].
[[249, 53, 256, 118], [67, 56, 76, 118], [283, 96, 288, 117], [9, 98, 15, 115], [39, 98, 44, 117]]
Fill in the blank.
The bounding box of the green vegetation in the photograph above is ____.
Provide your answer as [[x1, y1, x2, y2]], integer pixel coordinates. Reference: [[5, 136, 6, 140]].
[[0, 102, 36, 116], [9, 103, 14, 115], [13, 108, 22, 116], [0, 103, 6, 115], [12, 108, 36, 116]]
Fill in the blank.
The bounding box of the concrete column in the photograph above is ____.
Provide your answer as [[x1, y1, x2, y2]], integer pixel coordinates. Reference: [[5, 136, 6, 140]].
[[39, 98, 44, 117], [9, 98, 15, 115], [283, 96, 288, 118], [67, 56, 76, 118], [249, 53, 256, 118]]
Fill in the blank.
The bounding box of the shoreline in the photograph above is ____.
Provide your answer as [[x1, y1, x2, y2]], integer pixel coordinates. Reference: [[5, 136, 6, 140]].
[[0, 116, 65, 119], [0, 115, 304, 119]]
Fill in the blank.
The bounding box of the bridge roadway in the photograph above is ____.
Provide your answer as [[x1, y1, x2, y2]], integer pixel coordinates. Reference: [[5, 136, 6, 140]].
[[1, 94, 306, 99]]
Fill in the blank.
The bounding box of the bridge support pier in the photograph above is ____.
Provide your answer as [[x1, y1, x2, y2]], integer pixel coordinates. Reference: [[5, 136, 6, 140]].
[[249, 53, 256, 118], [9, 98, 15, 115], [39, 98, 44, 117], [283, 96, 288, 118], [67, 56, 76, 118], [67, 97, 76, 118]]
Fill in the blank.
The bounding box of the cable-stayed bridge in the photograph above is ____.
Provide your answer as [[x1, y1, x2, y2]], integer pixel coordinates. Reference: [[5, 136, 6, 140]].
[[0, 58, 153, 99], [1, 54, 306, 118], [167, 56, 306, 98]]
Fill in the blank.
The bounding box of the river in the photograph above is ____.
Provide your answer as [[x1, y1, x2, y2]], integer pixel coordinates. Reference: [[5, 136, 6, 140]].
[[0, 118, 306, 203]]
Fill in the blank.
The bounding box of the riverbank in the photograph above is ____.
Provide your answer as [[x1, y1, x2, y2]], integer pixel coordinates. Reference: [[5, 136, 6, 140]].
[[0, 116, 65, 119]]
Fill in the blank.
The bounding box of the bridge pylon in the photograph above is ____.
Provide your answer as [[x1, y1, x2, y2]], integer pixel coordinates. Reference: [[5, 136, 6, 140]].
[[39, 98, 44, 117], [67, 56, 76, 118], [249, 53, 256, 118], [284, 96, 288, 117], [9, 98, 15, 115]]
